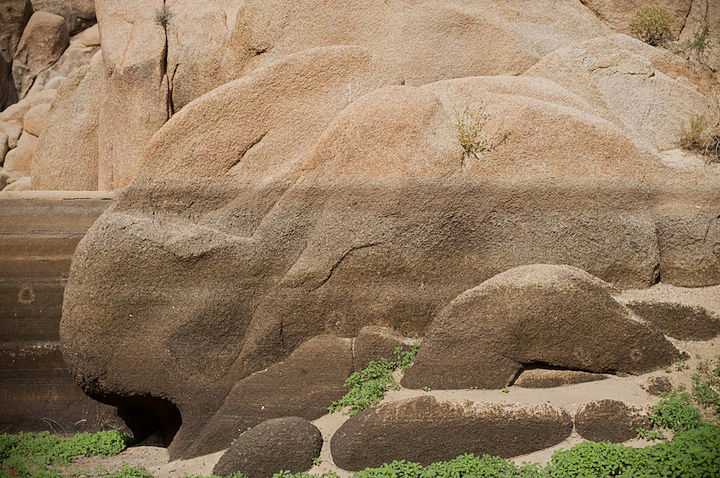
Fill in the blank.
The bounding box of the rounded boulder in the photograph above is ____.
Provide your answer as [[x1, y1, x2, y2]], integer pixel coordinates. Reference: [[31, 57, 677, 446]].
[[212, 417, 322, 478]]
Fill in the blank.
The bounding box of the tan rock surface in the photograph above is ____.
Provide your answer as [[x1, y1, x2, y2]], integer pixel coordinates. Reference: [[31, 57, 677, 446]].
[[79, 23, 98, 47], [580, 0, 692, 37], [22, 102, 49, 136], [95, 0, 168, 189], [12, 11, 70, 99], [141, 45, 403, 182], [26, 36, 98, 95], [3, 130, 37, 175], [32, 54, 102, 190], [31, 0, 96, 35], [524, 34, 715, 152]]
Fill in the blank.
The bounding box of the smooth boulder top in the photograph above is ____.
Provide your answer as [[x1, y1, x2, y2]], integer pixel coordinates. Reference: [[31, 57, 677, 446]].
[[402, 264, 682, 390]]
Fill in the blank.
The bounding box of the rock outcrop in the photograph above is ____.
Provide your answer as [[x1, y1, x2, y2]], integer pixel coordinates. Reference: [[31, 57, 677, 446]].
[[12, 11, 69, 99], [32, 53, 102, 190], [402, 265, 681, 390], [330, 397, 573, 470], [30, 0, 96, 35], [213, 417, 322, 478]]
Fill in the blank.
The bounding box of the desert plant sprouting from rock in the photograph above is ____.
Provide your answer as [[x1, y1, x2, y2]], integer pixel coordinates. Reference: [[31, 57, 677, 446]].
[[678, 89, 720, 164], [629, 5, 675, 47], [455, 105, 503, 159]]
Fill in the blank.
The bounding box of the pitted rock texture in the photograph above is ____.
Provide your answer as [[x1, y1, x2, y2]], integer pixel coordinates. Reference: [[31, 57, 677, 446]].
[[575, 399, 650, 443], [32, 53, 102, 190], [212, 417, 322, 478], [514, 369, 609, 389], [330, 396, 573, 470], [187, 335, 352, 457], [627, 301, 720, 340], [402, 265, 681, 390]]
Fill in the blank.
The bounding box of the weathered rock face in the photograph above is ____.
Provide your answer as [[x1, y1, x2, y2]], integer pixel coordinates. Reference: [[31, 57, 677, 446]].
[[12, 11, 69, 99], [94, 0, 168, 190], [0, 0, 32, 64], [627, 301, 720, 340], [4, 130, 37, 177], [524, 34, 716, 152], [643, 376, 673, 396], [32, 53, 102, 190], [187, 335, 352, 457], [22, 102, 48, 136], [213, 417, 322, 478], [0, 55, 10, 110], [330, 397, 573, 470], [58, 38, 720, 455], [31, 0, 96, 35], [580, 1, 693, 37], [402, 265, 681, 390], [575, 399, 650, 443]]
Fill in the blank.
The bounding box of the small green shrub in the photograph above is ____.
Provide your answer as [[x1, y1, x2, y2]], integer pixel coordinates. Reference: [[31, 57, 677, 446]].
[[630, 5, 675, 46], [646, 387, 706, 434], [455, 106, 503, 159], [548, 441, 647, 477], [0, 430, 132, 477], [109, 464, 154, 478], [328, 344, 419, 416], [679, 114, 709, 149], [273, 472, 339, 478], [693, 355, 720, 418]]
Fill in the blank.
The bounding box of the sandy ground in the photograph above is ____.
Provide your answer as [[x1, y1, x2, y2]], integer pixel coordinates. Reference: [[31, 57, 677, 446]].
[[64, 283, 720, 477]]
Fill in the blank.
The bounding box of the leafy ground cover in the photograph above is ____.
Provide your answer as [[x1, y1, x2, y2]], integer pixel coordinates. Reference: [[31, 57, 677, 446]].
[[328, 344, 419, 416]]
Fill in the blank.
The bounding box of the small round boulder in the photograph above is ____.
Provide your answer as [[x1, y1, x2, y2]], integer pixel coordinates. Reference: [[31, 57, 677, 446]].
[[212, 417, 323, 478], [575, 399, 649, 443]]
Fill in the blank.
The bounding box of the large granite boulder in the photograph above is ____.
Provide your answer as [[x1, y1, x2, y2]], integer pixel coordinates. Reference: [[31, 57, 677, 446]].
[[580, 1, 692, 37], [11, 11, 69, 99], [60, 62, 718, 458], [524, 34, 716, 153], [402, 265, 681, 390], [32, 52, 103, 190], [330, 396, 573, 470]]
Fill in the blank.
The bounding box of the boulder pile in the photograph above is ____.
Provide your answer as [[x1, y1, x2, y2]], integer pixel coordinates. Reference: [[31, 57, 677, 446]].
[[0, 0, 717, 468]]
